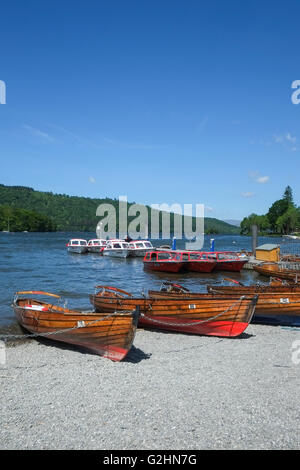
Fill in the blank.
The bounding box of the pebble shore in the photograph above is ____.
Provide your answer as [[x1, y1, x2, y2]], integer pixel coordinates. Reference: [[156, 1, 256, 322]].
[[0, 324, 299, 450]]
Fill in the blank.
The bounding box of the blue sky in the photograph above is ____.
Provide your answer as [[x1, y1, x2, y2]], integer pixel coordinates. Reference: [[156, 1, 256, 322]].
[[0, 0, 300, 221]]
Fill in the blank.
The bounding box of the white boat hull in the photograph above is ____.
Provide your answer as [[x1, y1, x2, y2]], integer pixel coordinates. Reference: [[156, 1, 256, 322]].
[[129, 249, 153, 257], [103, 250, 130, 258], [68, 246, 88, 254], [88, 247, 104, 253]]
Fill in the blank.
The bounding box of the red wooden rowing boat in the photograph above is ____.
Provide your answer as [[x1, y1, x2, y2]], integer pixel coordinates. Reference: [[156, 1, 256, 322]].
[[90, 286, 258, 338], [12, 291, 140, 361]]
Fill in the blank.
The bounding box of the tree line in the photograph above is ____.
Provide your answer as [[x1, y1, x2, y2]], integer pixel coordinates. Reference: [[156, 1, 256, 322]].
[[0, 184, 239, 234], [240, 186, 300, 235], [0, 205, 57, 232]]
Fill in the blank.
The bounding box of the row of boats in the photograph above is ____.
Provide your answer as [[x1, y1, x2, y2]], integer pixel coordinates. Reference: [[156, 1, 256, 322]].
[[67, 238, 153, 258], [11, 272, 300, 362], [67, 238, 249, 273]]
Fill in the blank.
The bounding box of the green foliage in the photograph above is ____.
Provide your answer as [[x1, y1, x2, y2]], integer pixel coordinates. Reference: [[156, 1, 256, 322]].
[[0, 184, 239, 234], [240, 213, 270, 235], [0, 205, 56, 232], [241, 186, 300, 235]]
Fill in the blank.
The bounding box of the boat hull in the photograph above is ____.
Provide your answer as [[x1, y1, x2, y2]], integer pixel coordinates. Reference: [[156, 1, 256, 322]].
[[90, 293, 257, 338], [214, 260, 248, 272], [103, 250, 130, 258], [143, 261, 185, 273], [185, 260, 217, 273], [68, 247, 88, 254], [253, 263, 300, 281], [12, 299, 139, 361], [207, 286, 300, 326], [88, 247, 104, 254]]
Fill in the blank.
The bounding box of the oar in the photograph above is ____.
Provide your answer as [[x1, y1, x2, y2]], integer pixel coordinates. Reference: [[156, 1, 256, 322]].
[[223, 278, 244, 286]]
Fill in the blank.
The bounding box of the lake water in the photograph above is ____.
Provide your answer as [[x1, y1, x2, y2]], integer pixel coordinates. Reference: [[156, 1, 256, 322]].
[[0, 231, 287, 326]]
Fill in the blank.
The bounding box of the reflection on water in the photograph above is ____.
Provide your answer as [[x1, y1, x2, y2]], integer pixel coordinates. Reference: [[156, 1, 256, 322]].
[[0, 231, 285, 325]]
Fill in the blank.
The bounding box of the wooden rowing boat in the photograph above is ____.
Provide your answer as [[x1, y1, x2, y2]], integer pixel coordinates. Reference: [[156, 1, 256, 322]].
[[253, 263, 300, 281], [148, 282, 300, 326], [90, 286, 258, 338], [12, 291, 140, 361]]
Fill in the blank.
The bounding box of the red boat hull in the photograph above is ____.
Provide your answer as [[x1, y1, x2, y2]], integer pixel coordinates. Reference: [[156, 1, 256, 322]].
[[186, 261, 217, 273], [143, 261, 184, 273], [214, 260, 247, 272], [139, 315, 249, 337]]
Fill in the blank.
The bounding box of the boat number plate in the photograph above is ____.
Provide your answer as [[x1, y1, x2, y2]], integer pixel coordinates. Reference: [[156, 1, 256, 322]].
[[280, 298, 290, 304], [189, 304, 196, 309]]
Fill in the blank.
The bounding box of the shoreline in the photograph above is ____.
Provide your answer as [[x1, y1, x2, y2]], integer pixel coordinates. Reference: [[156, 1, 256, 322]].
[[1, 323, 299, 450]]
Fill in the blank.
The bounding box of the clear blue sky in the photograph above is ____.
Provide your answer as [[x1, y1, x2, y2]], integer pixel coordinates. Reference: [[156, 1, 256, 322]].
[[1, 0, 300, 221]]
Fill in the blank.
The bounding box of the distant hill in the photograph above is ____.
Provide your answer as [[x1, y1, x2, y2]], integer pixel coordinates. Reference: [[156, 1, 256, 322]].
[[0, 184, 239, 234], [222, 219, 241, 227]]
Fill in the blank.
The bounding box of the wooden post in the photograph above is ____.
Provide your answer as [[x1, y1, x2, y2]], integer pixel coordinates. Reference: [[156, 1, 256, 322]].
[[252, 225, 258, 258]]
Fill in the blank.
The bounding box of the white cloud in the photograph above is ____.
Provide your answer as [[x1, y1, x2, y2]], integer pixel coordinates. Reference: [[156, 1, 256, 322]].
[[286, 132, 296, 144], [23, 124, 54, 142], [273, 132, 296, 150], [257, 176, 269, 184], [249, 171, 270, 184], [89, 176, 96, 184], [241, 192, 255, 198], [205, 205, 213, 212]]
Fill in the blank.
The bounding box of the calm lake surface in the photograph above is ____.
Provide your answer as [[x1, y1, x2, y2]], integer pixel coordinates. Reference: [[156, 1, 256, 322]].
[[0, 232, 288, 326]]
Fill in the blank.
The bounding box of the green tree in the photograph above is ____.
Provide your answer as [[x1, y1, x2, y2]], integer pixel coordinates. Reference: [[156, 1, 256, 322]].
[[276, 205, 300, 234], [283, 185, 294, 205]]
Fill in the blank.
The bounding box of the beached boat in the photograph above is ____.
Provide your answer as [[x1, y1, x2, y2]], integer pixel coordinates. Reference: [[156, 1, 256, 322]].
[[12, 291, 140, 361], [67, 239, 88, 254], [149, 281, 300, 326], [129, 240, 154, 257], [90, 285, 258, 337], [87, 239, 107, 253], [143, 251, 185, 273], [103, 240, 131, 258], [207, 283, 300, 326], [253, 262, 300, 281]]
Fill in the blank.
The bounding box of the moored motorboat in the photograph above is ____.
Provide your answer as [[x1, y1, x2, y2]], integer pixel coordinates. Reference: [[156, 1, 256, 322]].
[[103, 240, 131, 258], [87, 239, 107, 253], [207, 251, 248, 272], [143, 251, 185, 273], [90, 285, 258, 337], [67, 239, 88, 254], [129, 240, 154, 257], [182, 251, 217, 273], [12, 291, 140, 361]]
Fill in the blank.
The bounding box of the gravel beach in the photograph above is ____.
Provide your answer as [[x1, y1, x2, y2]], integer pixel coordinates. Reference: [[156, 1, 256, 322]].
[[0, 323, 299, 450]]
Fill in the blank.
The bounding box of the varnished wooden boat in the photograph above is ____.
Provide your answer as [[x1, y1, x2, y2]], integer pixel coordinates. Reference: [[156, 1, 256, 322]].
[[148, 281, 300, 326], [90, 286, 258, 337], [253, 263, 300, 281], [12, 291, 140, 361]]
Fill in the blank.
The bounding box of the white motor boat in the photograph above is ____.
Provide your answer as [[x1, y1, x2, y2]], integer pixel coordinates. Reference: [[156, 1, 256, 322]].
[[87, 239, 107, 253], [103, 240, 130, 258], [129, 240, 154, 257], [67, 239, 88, 254]]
